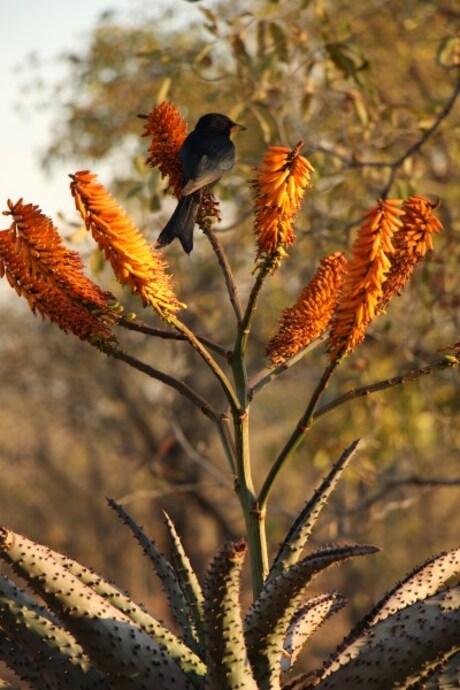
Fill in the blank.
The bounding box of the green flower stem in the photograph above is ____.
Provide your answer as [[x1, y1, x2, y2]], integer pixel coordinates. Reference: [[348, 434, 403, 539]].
[[227, 257, 278, 595], [231, 255, 275, 408], [201, 222, 243, 325], [216, 414, 237, 476], [258, 359, 339, 511], [170, 317, 241, 416], [233, 409, 268, 597], [235, 256, 274, 360], [249, 335, 327, 398]]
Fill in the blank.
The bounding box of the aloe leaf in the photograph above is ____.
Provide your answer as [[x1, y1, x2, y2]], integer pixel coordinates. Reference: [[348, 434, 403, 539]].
[[369, 546, 460, 625], [108, 497, 200, 654], [0, 574, 106, 689], [0, 528, 192, 690], [269, 439, 360, 581], [313, 588, 460, 689], [320, 545, 460, 682], [204, 540, 258, 690], [246, 544, 378, 690], [0, 633, 48, 690], [55, 551, 206, 685], [163, 511, 205, 647], [281, 593, 346, 677], [424, 649, 460, 688]]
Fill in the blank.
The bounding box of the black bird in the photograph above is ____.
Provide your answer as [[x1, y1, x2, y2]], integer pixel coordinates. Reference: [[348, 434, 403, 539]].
[[157, 113, 246, 254]]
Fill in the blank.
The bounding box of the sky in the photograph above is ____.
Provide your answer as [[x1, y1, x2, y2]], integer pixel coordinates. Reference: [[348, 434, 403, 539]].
[[0, 0, 150, 219]]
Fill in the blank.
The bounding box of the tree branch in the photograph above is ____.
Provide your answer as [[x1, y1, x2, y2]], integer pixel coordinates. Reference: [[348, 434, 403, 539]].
[[313, 355, 459, 423], [105, 345, 219, 422], [117, 316, 229, 358], [380, 73, 460, 197], [342, 475, 460, 516], [315, 73, 460, 199]]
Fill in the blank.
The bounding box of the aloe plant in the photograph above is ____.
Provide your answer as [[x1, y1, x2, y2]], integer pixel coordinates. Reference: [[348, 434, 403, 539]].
[[1, 502, 459, 689], [1, 96, 459, 688]]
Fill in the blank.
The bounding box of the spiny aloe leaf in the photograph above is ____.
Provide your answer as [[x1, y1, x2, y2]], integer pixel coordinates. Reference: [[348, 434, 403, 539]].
[[281, 593, 346, 677], [320, 546, 460, 680], [0, 575, 106, 689], [369, 546, 460, 625], [269, 439, 360, 582], [246, 544, 378, 690], [54, 551, 206, 686], [0, 633, 48, 690], [424, 649, 460, 689], [0, 528, 192, 690], [400, 646, 460, 689], [108, 497, 200, 654], [163, 511, 205, 648], [204, 540, 258, 690], [312, 587, 460, 689]]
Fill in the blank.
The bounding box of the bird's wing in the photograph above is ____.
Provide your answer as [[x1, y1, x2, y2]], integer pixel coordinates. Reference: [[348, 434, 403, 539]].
[[181, 153, 233, 195]]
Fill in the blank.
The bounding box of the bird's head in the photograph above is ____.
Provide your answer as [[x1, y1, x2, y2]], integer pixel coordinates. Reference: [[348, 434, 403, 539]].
[[195, 113, 246, 136]]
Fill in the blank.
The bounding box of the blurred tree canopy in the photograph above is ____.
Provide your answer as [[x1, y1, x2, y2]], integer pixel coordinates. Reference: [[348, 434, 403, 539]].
[[1, 0, 459, 670]]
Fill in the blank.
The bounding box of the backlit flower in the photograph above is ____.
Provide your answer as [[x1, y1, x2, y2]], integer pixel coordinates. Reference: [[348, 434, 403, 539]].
[[328, 199, 404, 359], [143, 101, 188, 197], [266, 252, 347, 366], [142, 101, 220, 227], [380, 195, 443, 309], [0, 202, 115, 345], [252, 142, 314, 264], [3, 198, 113, 309], [70, 171, 184, 320]]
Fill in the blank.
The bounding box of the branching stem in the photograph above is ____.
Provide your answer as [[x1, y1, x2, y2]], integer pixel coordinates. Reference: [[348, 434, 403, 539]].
[[106, 346, 218, 421], [258, 359, 339, 510], [313, 356, 459, 422], [117, 316, 229, 358], [201, 223, 243, 325], [170, 317, 241, 416]]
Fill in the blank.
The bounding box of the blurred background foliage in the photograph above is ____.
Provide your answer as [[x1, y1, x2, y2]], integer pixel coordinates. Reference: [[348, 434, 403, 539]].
[[1, 0, 459, 674]]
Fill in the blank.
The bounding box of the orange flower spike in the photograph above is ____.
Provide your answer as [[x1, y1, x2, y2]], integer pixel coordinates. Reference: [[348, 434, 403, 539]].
[[329, 198, 404, 360], [70, 171, 184, 320], [380, 196, 443, 309], [142, 102, 188, 198], [252, 141, 314, 263], [0, 227, 114, 345], [266, 252, 348, 366], [2, 198, 114, 310]]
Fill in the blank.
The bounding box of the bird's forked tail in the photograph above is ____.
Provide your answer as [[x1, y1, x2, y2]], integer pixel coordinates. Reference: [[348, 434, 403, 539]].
[[157, 192, 201, 254]]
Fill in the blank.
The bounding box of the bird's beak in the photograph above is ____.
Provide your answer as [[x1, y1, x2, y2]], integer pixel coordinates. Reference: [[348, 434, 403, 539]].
[[230, 122, 247, 133]]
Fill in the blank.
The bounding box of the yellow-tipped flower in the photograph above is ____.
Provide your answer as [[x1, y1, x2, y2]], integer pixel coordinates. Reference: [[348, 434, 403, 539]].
[[252, 141, 314, 264], [143, 101, 188, 198], [266, 252, 347, 366], [70, 171, 184, 320], [328, 198, 404, 360], [3, 198, 114, 309], [380, 195, 443, 309], [0, 200, 115, 345]]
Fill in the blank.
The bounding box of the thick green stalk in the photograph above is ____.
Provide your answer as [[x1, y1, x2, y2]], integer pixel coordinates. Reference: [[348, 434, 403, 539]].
[[220, 256, 276, 596], [258, 359, 339, 510], [233, 409, 268, 597]]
